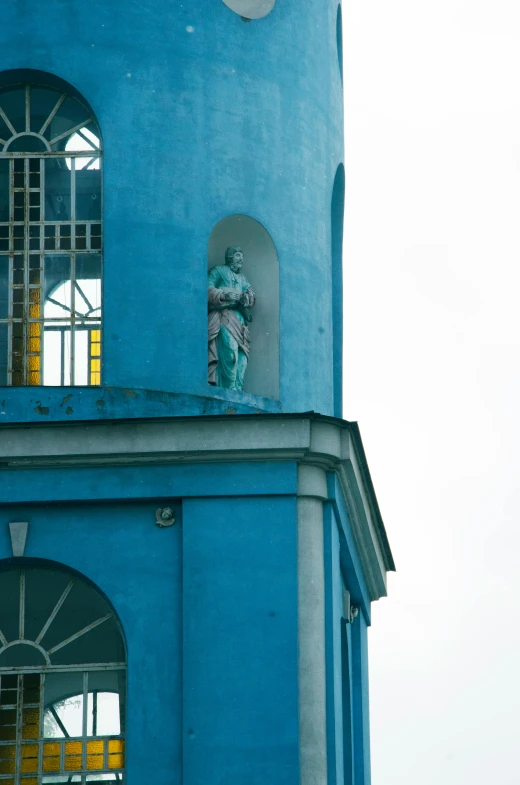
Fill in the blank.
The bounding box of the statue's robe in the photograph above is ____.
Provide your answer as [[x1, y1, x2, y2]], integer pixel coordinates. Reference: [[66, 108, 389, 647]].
[[208, 265, 255, 390]]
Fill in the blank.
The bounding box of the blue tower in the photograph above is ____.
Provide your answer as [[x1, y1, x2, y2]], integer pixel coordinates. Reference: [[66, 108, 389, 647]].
[[0, 2, 394, 784]]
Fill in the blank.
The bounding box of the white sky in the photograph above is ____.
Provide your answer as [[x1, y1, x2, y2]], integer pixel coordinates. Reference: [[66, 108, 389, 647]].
[[343, 2, 520, 783]]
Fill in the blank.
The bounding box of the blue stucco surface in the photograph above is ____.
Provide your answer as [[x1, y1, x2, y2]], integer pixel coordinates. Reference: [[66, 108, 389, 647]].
[[182, 496, 299, 785], [0, 0, 343, 416], [0, 461, 298, 505]]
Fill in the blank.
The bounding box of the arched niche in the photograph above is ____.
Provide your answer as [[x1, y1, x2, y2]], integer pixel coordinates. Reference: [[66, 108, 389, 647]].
[[331, 165, 345, 417], [221, 0, 275, 20], [336, 5, 344, 84], [208, 214, 280, 400]]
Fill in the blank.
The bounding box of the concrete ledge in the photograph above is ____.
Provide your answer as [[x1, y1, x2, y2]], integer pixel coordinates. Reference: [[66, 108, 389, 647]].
[[0, 412, 394, 601]]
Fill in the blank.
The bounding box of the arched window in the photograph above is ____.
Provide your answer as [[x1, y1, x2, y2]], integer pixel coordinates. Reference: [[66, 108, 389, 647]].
[[0, 79, 102, 386], [0, 565, 126, 783]]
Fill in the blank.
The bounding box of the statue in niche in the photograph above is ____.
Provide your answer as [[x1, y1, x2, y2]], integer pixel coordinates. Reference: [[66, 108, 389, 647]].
[[208, 246, 255, 390]]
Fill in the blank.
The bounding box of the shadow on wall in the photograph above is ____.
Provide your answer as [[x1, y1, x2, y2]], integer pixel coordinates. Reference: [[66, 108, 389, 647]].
[[208, 215, 280, 400]]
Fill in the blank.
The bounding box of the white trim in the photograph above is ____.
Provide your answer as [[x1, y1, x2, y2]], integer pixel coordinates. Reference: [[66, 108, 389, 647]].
[[298, 497, 327, 785], [0, 415, 391, 600]]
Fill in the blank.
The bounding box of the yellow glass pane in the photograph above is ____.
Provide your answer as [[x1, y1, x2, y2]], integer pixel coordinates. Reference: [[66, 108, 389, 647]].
[[0, 779, 14, 785], [21, 725, 38, 740], [20, 758, 38, 773], [91, 330, 100, 342], [108, 753, 124, 769], [28, 337, 40, 352], [90, 344, 101, 357], [28, 356, 40, 371], [27, 372, 41, 386], [28, 322, 41, 337], [42, 757, 60, 772], [108, 740, 124, 753], [90, 372, 101, 385], [43, 742, 60, 756], [65, 755, 82, 772], [90, 359, 100, 372], [86, 755, 103, 771], [23, 709, 39, 724], [28, 305, 40, 319], [0, 745, 16, 759], [20, 779, 37, 784], [65, 741, 82, 755], [21, 745, 38, 758], [29, 290, 41, 303], [87, 740, 104, 755], [0, 760, 15, 774]]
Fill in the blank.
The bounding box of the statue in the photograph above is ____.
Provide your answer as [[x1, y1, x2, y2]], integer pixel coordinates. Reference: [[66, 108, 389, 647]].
[[208, 246, 255, 390]]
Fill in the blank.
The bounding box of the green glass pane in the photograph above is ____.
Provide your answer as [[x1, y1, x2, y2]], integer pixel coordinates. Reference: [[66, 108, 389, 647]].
[[44, 96, 91, 145], [29, 87, 62, 134], [0, 158, 8, 221], [75, 165, 101, 221], [0, 87, 25, 134], [6, 135, 47, 153], [44, 159, 71, 221]]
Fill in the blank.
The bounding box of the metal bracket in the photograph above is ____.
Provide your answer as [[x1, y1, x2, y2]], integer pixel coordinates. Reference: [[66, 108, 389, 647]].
[[155, 507, 176, 528]]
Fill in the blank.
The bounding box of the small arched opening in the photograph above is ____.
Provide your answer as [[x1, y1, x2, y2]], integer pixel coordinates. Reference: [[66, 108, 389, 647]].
[[336, 5, 344, 84], [331, 165, 345, 417]]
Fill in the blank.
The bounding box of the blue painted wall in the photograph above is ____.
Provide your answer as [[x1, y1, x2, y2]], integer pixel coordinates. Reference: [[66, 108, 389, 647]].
[[0, 0, 344, 417], [183, 496, 299, 785]]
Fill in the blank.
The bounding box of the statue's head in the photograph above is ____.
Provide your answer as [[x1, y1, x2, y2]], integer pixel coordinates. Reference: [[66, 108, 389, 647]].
[[225, 246, 244, 273]]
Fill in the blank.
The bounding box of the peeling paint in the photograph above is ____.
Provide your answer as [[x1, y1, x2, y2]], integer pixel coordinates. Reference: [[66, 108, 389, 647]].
[[60, 394, 73, 407], [34, 403, 50, 415], [225, 408, 236, 415], [122, 389, 138, 398], [65, 406, 73, 415], [96, 399, 105, 407]]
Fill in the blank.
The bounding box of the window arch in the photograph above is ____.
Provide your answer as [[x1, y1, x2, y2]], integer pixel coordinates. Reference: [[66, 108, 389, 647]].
[[0, 77, 102, 387], [0, 564, 126, 783]]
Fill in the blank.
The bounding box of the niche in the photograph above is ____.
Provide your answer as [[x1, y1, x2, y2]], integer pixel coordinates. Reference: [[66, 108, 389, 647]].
[[207, 215, 280, 400], [331, 165, 345, 417], [336, 4, 344, 84], [221, 0, 275, 20]]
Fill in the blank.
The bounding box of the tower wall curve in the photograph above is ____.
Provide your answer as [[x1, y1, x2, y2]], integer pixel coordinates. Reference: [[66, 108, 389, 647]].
[[0, 0, 344, 416]]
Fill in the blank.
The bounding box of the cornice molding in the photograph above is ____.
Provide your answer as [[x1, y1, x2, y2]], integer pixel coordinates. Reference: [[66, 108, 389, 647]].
[[0, 413, 394, 602]]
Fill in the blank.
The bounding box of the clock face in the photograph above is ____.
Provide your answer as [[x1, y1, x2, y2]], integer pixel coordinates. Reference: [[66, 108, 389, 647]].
[[222, 0, 276, 20]]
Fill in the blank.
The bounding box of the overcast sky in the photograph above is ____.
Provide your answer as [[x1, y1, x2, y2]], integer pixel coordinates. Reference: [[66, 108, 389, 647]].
[[342, 2, 520, 783]]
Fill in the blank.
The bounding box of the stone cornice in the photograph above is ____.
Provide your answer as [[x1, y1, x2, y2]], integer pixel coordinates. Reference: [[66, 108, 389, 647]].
[[0, 412, 394, 602]]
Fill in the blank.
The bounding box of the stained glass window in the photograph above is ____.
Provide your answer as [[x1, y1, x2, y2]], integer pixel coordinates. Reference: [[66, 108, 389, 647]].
[[0, 82, 102, 386], [0, 567, 125, 784]]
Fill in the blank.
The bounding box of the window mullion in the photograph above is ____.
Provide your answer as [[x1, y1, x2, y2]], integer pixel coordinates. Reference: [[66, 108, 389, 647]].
[[23, 155, 29, 385], [7, 159, 13, 386], [82, 671, 88, 773], [70, 157, 76, 386], [14, 675, 23, 784], [37, 673, 45, 785]]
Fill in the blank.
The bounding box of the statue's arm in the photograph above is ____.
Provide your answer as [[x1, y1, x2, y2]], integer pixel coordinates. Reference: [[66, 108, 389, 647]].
[[208, 267, 224, 308]]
